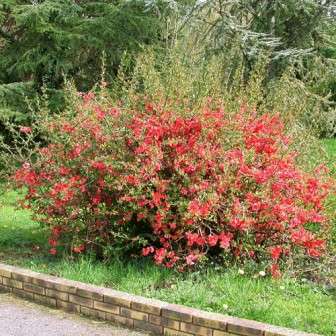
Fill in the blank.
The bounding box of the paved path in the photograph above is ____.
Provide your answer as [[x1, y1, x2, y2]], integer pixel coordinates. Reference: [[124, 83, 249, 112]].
[[0, 293, 149, 336]]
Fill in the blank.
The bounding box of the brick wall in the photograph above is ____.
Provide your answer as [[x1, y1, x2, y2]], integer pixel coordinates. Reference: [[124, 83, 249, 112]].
[[0, 263, 319, 336]]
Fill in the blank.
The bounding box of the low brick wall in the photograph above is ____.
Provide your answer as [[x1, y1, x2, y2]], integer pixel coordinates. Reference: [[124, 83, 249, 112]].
[[0, 263, 318, 336]]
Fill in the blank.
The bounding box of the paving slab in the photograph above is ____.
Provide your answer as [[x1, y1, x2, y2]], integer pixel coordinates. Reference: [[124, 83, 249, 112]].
[[0, 293, 149, 336]]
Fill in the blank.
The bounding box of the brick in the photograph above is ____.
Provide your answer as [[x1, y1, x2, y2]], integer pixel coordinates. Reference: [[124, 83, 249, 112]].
[[149, 315, 180, 330], [80, 306, 106, 320], [164, 328, 193, 336], [104, 295, 131, 308], [0, 267, 12, 278], [49, 282, 77, 294], [120, 307, 148, 321], [227, 317, 264, 336], [213, 332, 236, 336], [133, 320, 163, 334], [131, 296, 164, 315], [180, 322, 213, 336], [193, 315, 227, 330], [11, 269, 37, 283], [45, 288, 69, 301], [104, 290, 132, 308], [0, 264, 28, 276], [2, 277, 22, 289], [76, 287, 103, 301], [69, 294, 93, 308], [32, 276, 77, 294], [23, 283, 45, 295], [34, 294, 56, 307], [0, 263, 318, 336], [11, 273, 32, 283], [162, 318, 180, 330], [162, 304, 194, 323], [93, 301, 120, 314], [57, 299, 80, 313], [0, 284, 11, 293], [12, 288, 34, 300], [31, 277, 52, 288], [106, 313, 134, 329], [149, 314, 162, 325]]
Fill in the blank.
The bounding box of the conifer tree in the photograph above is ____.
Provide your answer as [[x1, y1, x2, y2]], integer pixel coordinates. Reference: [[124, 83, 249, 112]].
[[0, 0, 162, 122]]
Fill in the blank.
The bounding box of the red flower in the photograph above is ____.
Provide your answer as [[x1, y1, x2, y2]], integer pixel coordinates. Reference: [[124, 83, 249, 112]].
[[73, 244, 85, 253], [188, 200, 211, 217], [145, 102, 154, 112], [59, 166, 71, 176], [142, 246, 155, 256], [51, 226, 62, 237], [218, 232, 232, 249], [19, 126, 32, 134], [49, 248, 57, 255], [186, 232, 198, 247], [48, 238, 58, 247], [186, 253, 198, 266], [124, 175, 140, 186], [229, 218, 247, 231], [62, 122, 75, 133], [91, 161, 106, 171], [269, 246, 282, 260], [270, 263, 281, 278], [108, 107, 120, 117], [91, 194, 101, 205], [154, 248, 166, 264], [152, 191, 166, 207], [208, 235, 218, 247], [14, 167, 39, 186], [94, 106, 106, 120]]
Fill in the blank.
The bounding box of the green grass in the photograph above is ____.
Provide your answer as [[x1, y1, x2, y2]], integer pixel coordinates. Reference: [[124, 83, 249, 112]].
[[0, 140, 335, 335], [321, 139, 336, 247], [321, 138, 336, 174]]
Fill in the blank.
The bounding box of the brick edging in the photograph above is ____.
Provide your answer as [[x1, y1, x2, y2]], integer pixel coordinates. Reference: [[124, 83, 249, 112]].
[[0, 263, 319, 336]]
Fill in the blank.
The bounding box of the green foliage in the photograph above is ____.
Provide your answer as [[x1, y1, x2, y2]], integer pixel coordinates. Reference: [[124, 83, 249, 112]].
[[1, 0, 336, 134], [174, 0, 336, 134], [0, 0, 162, 121], [181, 0, 334, 62]]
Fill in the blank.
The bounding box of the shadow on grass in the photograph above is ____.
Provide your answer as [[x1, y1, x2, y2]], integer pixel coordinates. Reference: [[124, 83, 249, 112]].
[[0, 188, 48, 264]]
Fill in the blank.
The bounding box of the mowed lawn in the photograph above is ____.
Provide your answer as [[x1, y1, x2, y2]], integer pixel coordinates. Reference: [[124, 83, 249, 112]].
[[0, 140, 335, 335]]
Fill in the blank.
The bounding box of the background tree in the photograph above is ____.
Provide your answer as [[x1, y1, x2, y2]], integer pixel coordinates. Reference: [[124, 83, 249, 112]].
[[0, 0, 162, 122]]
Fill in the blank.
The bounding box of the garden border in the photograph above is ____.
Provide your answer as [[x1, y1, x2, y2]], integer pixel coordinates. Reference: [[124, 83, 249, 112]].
[[0, 263, 319, 336]]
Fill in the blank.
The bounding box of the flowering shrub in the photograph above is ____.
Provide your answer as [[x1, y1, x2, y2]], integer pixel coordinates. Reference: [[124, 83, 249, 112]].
[[14, 93, 333, 276]]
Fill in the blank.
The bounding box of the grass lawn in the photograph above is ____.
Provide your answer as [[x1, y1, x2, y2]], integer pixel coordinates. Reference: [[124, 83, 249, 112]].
[[0, 140, 335, 335]]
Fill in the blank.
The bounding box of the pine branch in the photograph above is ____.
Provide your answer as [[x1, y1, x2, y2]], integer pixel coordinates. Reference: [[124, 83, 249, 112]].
[[0, 28, 14, 42]]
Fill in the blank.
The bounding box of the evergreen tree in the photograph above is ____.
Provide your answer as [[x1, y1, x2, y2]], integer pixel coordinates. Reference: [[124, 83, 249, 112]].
[[0, 0, 162, 122]]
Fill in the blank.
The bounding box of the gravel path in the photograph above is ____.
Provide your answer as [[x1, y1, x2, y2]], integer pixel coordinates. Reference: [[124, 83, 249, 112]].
[[0, 293, 149, 336]]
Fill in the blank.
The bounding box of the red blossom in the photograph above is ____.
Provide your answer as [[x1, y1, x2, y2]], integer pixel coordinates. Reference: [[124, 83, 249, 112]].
[[186, 253, 199, 266], [73, 244, 85, 253], [188, 200, 211, 217], [19, 126, 32, 134], [13, 96, 332, 272], [49, 248, 57, 255], [91, 161, 106, 171], [142, 246, 155, 256], [208, 235, 218, 247], [270, 263, 281, 278], [218, 233, 232, 249], [269, 246, 282, 260]]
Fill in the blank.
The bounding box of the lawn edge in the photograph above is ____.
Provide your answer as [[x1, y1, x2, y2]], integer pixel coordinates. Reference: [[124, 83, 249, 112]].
[[0, 263, 319, 336]]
